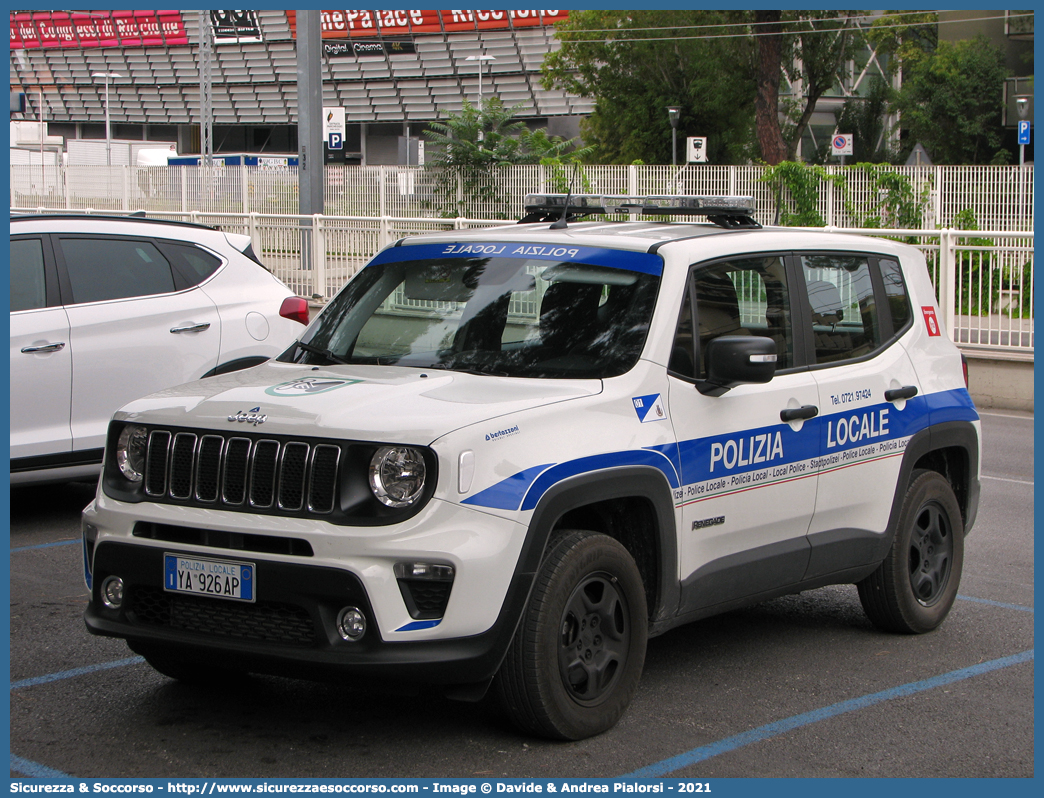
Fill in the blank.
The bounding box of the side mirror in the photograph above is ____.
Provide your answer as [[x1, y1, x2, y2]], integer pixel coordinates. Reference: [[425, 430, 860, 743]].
[[696, 336, 777, 397]]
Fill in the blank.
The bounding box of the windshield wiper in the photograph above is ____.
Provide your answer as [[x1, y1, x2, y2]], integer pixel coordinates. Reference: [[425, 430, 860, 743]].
[[295, 340, 351, 366], [426, 362, 510, 377]]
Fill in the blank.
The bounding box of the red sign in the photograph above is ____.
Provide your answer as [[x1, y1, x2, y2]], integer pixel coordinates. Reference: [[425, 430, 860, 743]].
[[10, 10, 188, 49], [288, 9, 567, 38], [921, 306, 942, 337]]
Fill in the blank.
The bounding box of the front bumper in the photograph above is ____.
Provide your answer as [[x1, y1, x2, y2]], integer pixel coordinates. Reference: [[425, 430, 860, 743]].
[[82, 486, 539, 686], [85, 540, 535, 687]]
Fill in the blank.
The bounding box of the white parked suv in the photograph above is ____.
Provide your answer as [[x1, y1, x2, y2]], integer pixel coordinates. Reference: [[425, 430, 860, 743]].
[[10, 214, 308, 485], [82, 195, 980, 739]]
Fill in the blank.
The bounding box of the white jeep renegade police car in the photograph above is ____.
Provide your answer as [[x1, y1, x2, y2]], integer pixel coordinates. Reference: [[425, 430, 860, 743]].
[[83, 195, 980, 740]]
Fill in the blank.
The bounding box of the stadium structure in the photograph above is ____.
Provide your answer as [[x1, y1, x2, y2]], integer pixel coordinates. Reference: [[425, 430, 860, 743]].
[[9, 9, 591, 165]]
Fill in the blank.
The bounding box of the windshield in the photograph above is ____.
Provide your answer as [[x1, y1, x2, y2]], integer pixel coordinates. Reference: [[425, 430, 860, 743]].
[[280, 244, 662, 379]]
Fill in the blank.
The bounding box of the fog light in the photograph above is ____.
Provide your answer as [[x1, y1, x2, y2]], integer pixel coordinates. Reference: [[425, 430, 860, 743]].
[[337, 606, 366, 641], [394, 562, 455, 620], [394, 562, 455, 581], [101, 576, 124, 610]]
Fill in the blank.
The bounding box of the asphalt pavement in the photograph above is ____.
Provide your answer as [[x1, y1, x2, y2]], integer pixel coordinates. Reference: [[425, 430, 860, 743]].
[[8, 410, 1034, 779]]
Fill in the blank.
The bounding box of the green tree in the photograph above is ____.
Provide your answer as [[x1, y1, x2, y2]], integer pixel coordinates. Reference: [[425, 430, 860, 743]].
[[831, 76, 896, 164], [892, 36, 1010, 164], [864, 10, 938, 68], [424, 97, 588, 217], [541, 10, 757, 164], [760, 161, 834, 226], [425, 97, 531, 171], [754, 10, 787, 165], [425, 97, 589, 169], [543, 10, 864, 165], [777, 11, 863, 162]]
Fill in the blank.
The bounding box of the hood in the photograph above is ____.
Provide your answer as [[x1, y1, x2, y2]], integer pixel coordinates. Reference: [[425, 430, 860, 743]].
[[115, 361, 602, 444]]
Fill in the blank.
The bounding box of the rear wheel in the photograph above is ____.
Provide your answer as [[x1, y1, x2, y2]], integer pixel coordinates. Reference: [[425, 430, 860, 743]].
[[858, 470, 964, 633], [495, 530, 647, 740]]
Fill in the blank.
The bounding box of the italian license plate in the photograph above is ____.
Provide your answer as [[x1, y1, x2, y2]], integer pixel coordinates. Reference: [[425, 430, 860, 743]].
[[164, 554, 255, 602]]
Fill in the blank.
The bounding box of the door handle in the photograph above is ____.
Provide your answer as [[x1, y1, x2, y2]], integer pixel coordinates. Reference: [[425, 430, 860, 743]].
[[780, 405, 819, 422], [885, 385, 918, 402], [170, 322, 212, 334], [20, 342, 66, 354]]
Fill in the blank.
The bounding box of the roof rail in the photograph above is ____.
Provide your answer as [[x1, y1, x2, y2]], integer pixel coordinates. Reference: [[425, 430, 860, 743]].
[[519, 194, 761, 229], [9, 212, 216, 231]]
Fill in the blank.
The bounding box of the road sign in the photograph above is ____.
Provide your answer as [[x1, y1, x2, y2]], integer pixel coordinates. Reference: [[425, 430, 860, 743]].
[[831, 134, 853, 156], [323, 106, 346, 152], [1018, 120, 1031, 145], [686, 136, 708, 163]]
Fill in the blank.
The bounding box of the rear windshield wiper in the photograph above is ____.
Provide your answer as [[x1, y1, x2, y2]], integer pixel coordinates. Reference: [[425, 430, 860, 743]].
[[295, 340, 351, 366]]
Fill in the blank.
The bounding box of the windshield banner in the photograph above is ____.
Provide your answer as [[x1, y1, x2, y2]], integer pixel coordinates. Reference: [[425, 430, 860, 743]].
[[368, 243, 664, 276]]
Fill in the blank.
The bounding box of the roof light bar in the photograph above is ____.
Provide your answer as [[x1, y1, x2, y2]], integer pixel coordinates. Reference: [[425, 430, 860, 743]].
[[522, 193, 756, 218]]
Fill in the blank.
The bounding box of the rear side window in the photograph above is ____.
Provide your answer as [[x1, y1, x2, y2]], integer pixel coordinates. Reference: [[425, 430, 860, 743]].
[[800, 254, 881, 364], [10, 238, 47, 312], [59, 237, 177, 304], [160, 241, 222, 286], [880, 258, 912, 333]]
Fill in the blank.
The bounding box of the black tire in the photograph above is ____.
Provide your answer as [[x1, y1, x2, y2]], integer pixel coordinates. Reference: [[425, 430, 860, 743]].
[[494, 530, 648, 740], [857, 470, 964, 633]]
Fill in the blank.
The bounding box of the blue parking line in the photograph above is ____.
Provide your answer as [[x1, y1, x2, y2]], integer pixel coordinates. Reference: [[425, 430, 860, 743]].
[[957, 594, 1033, 613], [11, 656, 144, 691], [10, 539, 79, 553], [6, 596, 1032, 778], [10, 754, 71, 778], [623, 649, 1034, 777]]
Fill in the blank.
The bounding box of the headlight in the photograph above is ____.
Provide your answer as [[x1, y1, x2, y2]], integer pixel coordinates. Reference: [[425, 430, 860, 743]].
[[369, 446, 426, 508], [115, 425, 148, 483]]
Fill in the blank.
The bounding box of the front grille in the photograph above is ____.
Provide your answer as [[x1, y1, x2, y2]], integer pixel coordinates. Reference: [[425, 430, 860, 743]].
[[131, 585, 317, 647], [143, 429, 341, 516], [133, 522, 314, 557]]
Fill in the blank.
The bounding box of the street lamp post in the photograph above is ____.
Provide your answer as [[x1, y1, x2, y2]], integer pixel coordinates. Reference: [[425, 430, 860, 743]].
[[464, 54, 496, 110], [667, 106, 681, 167], [464, 55, 496, 143], [91, 71, 122, 166], [1016, 97, 1029, 167]]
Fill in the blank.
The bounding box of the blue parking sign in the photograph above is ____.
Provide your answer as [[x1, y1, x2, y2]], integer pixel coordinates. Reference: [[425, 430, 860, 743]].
[[328, 132, 343, 150], [1017, 121, 1031, 145]]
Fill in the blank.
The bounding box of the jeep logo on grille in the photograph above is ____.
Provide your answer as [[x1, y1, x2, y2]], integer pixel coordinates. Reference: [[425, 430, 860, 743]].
[[228, 406, 268, 426], [264, 378, 362, 396]]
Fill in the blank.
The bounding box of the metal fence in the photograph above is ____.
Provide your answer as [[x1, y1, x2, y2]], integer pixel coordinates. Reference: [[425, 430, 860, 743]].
[[11, 162, 1035, 232], [11, 204, 1032, 356]]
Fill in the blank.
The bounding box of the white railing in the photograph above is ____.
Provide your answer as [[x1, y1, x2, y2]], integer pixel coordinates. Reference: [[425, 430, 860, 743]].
[[11, 162, 1034, 232], [10, 207, 1033, 356]]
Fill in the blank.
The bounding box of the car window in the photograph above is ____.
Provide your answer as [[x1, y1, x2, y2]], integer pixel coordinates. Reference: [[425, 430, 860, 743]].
[[283, 254, 661, 379], [160, 241, 222, 286], [10, 238, 48, 312], [689, 256, 793, 377], [800, 254, 881, 364], [880, 258, 912, 333], [668, 283, 696, 379], [59, 237, 177, 304]]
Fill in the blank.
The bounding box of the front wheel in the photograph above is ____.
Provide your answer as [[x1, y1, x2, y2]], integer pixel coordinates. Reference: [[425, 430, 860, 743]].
[[857, 470, 965, 633], [494, 530, 648, 740]]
